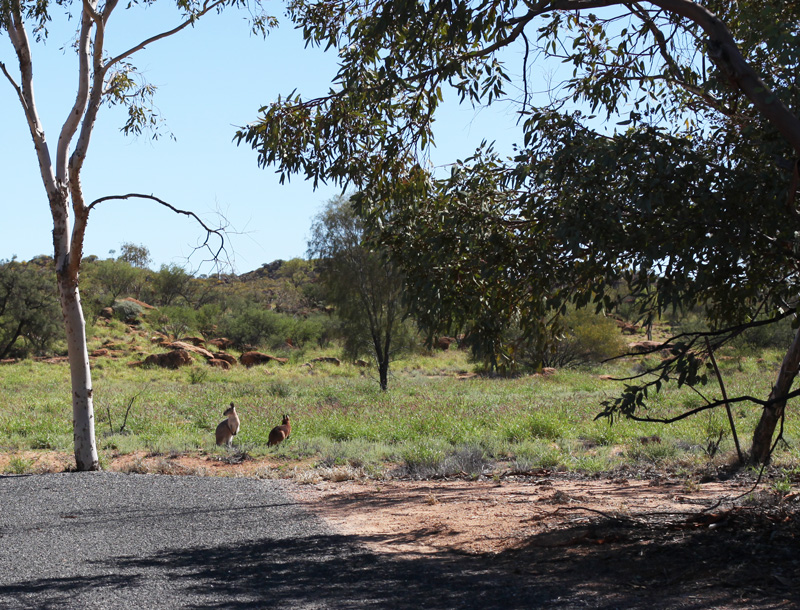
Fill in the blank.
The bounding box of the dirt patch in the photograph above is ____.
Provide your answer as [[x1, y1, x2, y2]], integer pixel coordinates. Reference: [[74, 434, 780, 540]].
[[287, 474, 745, 556], [287, 473, 800, 608]]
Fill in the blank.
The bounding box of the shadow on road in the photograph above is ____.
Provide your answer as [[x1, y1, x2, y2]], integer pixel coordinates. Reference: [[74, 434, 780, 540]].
[[104, 512, 798, 610]]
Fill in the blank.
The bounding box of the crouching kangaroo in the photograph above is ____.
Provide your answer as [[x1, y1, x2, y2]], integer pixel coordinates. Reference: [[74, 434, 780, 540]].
[[268, 414, 291, 447], [215, 402, 240, 446]]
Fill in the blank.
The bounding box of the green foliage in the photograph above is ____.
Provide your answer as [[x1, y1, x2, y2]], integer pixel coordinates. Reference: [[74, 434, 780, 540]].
[[156, 305, 197, 339], [542, 309, 626, 369], [117, 243, 152, 269], [111, 299, 144, 324], [146, 264, 194, 307], [236, 0, 800, 463], [0, 259, 61, 359], [220, 306, 291, 349], [3, 455, 35, 475], [195, 304, 223, 338], [85, 258, 144, 307], [498, 308, 626, 372], [732, 316, 796, 352], [0, 345, 798, 473], [308, 195, 409, 389]]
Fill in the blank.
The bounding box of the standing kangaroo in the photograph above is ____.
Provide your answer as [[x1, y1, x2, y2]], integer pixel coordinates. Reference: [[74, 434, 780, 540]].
[[268, 414, 291, 447], [215, 402, 240, 447]]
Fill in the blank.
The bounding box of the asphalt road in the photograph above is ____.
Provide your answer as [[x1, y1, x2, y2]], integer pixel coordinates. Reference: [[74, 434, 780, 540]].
[[0, 472, 553, 609]]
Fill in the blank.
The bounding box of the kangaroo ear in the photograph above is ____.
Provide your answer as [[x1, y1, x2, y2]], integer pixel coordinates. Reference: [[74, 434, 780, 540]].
[[230, 402, 235, 408]]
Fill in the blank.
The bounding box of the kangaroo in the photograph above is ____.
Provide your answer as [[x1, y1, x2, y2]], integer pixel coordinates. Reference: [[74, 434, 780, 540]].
[[268, 414, 291, 447], [215, 402, 240, 447]]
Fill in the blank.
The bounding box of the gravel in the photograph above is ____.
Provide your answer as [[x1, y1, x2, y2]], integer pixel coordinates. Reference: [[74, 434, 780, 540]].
[[0, 472, 554, 609]]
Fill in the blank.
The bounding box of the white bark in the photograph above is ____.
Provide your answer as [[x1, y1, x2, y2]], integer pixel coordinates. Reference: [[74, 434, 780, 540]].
[[59, 272, 99, 471]]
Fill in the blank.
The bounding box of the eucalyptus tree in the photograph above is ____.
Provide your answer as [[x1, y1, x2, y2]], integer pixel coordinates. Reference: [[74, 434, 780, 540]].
[[239, 1, 800, 463], [1, 0, 273, 470], [308, 195, 408, 391], [118, 242, 152, 270]]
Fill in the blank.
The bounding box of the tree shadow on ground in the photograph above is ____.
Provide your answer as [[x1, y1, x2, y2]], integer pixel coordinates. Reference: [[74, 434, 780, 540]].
[[103, 506, 798, 610], [0, 574, 141, 610]]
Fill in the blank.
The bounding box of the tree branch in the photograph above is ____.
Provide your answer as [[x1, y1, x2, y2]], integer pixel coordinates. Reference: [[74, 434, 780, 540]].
[[3, 5, 58, 200], [104, 0, 228, 70], [647, 0, 800, 155], [86, 193, 228, 264], [615, 387, 800, 424], [627, 2, 739, 119], [0, 60, 23, 104], [57, 6, 94, 184]]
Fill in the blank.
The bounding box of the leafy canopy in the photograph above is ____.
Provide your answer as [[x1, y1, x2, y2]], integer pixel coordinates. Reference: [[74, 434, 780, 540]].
[[239, 2, 800, 412]]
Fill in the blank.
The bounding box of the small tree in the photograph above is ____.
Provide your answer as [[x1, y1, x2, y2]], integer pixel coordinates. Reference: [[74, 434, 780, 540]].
[[118, 243, 152, 269], [148, 264, 195, 307], [88, 258, 143, 306], [308, 195, 408, 390]]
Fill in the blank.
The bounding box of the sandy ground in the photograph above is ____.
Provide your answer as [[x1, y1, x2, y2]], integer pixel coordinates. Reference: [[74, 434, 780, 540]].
[[0, 451, 760, 557], [285, 473, 748, 555]]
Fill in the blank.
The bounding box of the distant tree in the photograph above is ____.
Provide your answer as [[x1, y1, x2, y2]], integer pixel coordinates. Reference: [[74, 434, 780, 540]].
[[148, 264, 194, 307], [220, 306, 290, 349], [118, 243, 152, 269], [276, 258, 313, 288], [2, 0, 273, 470], [88, 259, 143, 306], [0, 260, 61, 359], [308, 195, 408, 390]]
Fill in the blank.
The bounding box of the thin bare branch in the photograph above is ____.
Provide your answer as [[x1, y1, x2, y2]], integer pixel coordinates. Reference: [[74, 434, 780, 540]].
[[86, 193, 228, 264]]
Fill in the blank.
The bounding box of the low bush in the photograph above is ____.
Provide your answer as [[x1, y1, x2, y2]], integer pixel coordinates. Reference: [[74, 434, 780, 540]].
[[219, 307, 292, 349]]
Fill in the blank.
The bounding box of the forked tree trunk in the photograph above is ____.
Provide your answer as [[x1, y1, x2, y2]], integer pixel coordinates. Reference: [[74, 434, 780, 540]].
[[749, 324, 800, 464], [52, 187, 99, 471]]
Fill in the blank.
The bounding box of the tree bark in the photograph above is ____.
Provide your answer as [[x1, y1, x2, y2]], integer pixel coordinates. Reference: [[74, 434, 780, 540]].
[[378, 359, 389, 391], [750, 325, 800, 464], [58, 270, 99, 471], [52, 185, 99, 471]]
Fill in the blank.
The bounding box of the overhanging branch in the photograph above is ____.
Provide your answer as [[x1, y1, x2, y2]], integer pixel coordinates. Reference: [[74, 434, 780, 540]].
[[87, 193, 229, 265], [605, 387, 800, 424]]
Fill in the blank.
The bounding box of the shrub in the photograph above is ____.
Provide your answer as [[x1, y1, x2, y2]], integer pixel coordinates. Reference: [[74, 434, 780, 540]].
[[732, 316, 795, 352], [156, 305, 198, 339], [548, 309, 625, 367], [220, 306, 292, 349], [285, 314, 329, 349], [112, 299, 144, 324], [532, 308, 625, 368], [195, 304, 223, 338], [0, 259, 61, 358]]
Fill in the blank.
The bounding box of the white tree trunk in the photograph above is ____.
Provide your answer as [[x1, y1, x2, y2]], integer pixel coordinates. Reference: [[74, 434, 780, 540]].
[[4, 0, 236, 472], [59, 274, 99, 471]]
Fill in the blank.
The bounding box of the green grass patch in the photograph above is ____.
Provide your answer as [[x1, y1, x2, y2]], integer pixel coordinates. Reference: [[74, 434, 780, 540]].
[[0, 345, 795, 476]]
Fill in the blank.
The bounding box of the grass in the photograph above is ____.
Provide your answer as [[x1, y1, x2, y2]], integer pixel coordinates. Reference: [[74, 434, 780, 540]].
[[0, 335, 797, 479]]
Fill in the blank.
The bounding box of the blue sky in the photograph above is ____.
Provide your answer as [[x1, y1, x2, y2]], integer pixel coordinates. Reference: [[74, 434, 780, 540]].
[[0, 3, 526, 275]]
